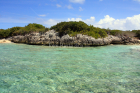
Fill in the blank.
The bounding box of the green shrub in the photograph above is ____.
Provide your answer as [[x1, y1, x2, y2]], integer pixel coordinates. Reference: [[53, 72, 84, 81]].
[[45, 28, 49, 31], [50, 21, 107, 38], [25, 23, 45, 29], [121, 31, 136, 37], [109, 30, 122, 36], [132, 30, 140, 38], [0, 29, 11, 38], [0, 22, 139, 39], [50, 21, 89, 36], [0, 23, 46, 38]]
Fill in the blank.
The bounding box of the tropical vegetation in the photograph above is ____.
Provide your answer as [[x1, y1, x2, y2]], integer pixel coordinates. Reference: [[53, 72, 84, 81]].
[[50, 21, 107, 38], [0, 21, 140, 39]]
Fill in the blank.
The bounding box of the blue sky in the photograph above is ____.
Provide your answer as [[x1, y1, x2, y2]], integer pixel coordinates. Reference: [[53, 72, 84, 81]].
[[0, 0, 140, 30]]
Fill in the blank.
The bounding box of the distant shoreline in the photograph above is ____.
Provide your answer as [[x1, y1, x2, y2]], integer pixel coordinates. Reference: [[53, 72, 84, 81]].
[[0, 39, 12, 43]]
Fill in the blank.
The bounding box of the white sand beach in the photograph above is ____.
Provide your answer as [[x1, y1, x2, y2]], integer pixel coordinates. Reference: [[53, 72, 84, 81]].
[[0, 39, 12, 43]]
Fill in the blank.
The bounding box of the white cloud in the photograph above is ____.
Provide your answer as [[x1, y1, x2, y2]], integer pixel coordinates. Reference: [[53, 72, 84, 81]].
[[133, 0, 140, 2], [98, 15, 115, 24], [68, 18, 82, 21], [69, 0, 85, 4], [38, 15, 46, 17], [1, 14, 140, 30], [95, 14, 140, 30], [79, 7, 83, 11], [56, 4, 61, 7], [32, 18, 62, 27], [99, 0, 103, 1], [67, 16, 95, 25], [67, 14, 140, 30], [84, 17, 95, 25], [43, 19, 61, 26], [66, 5, 73, 9]]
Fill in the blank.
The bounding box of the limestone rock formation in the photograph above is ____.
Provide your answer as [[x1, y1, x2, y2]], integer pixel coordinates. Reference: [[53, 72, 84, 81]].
[[11, 30, 140, 46]]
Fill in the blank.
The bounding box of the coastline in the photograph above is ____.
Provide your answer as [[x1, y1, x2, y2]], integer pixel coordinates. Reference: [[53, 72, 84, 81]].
[[11, 30, 140, 46], [1, 30, 140, 46], [0, 38, 140, 46], [0, 39, 12, 43]]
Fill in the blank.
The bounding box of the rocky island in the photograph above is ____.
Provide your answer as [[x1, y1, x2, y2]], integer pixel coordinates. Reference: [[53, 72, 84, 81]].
[[1, 21, 140, 46], [11, 30, 140, 46]]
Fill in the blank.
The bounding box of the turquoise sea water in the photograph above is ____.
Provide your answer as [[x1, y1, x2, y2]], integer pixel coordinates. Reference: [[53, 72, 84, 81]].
[[0, 43, 140, 93]]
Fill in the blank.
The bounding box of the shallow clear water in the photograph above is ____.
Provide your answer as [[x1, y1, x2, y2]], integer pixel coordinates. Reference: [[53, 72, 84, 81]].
[[0, 43, 140, 93]]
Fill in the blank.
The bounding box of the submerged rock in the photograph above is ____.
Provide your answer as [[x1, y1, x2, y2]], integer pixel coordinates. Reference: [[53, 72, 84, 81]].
[[11, 30, 140, 46]]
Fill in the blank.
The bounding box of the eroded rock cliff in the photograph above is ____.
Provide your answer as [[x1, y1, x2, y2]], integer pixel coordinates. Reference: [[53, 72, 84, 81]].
[[11, 30, 140, 46]]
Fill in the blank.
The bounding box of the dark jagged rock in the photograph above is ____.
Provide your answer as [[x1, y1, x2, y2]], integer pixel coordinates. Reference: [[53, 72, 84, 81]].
[[11, 30, 140, 46]]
